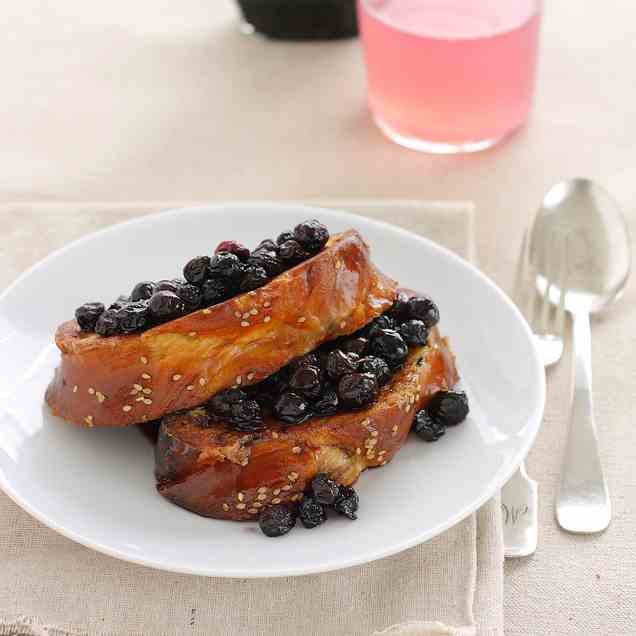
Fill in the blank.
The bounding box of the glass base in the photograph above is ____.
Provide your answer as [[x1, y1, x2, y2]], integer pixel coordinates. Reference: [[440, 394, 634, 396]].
[[374, 116, 511, 154]]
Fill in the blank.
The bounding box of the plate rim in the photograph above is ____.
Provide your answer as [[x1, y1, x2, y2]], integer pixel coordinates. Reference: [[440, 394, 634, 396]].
[[0, 202, 546, 578]]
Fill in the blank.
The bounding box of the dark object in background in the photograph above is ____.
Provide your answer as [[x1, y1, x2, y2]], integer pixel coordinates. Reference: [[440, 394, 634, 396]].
[[238, 0, 358, 40]]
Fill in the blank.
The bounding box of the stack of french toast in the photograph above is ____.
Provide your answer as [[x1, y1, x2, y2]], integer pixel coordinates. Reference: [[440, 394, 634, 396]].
[[46, 219, 467, 537]]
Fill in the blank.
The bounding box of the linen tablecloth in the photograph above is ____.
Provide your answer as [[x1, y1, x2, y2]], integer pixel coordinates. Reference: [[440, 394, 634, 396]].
[[0, 200, 503, 636]]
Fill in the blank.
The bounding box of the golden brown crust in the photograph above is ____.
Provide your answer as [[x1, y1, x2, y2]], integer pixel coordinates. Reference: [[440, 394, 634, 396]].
[[155, 327, 459, 521], [45, 230, 398, 428]]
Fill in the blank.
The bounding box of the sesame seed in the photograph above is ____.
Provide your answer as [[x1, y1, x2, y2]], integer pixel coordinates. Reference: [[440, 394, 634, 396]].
[[172, 374, 182, 381], [140, 356, 148, 365], [203, 308, 212, 314], [122, 405, 132, 412], [288, 472, 298, 481], [273, 489, 281, 496], [253, 502, 262, 508], [356, 448, 362, 455], [235, 376, 242, 385], [189, 331, 197, 337], [133, 384, 143, 391], [247, 372, 255, 381], [144, 398, 153, 405], [222, 503, 230, 511], [234, 311, 242, 318], [282, 484, 292, 491], [72, 385, 78, 393], [236, 503, 246, 510], [257, 494, 267, 501], [391, 425, 399, 434], [240, 321, 250, 327], [271, 498, 281, 504], [88, 387, 95, 395], [248, 508, 258, 514], [199, 377, 207, 386], [340, 321, 346, 328], [263, 301, 271, 308], [250, 308, 258, 315], [142, 388, 152, 395], [237, 492, 244, 501], [84, 415, 93, 425], [186, 385, 194, 391], [248, 291, 257, 296], [292, 446, 302, 454], [271, 431, 279, 439], [371, 431, 378, 437], [291, 494, 303, 502], [241, 459, 249, 466], [96, 392, 106, 403], [141, 373, 151, 380], [264, 316, 271, 323], [242, 312, 250, 319], [381, 460, 388, 466], [378, 449, 387, 456], [136, 396, 145, 402], [257, 487, 268, 494], [297, 317, 306, 323]]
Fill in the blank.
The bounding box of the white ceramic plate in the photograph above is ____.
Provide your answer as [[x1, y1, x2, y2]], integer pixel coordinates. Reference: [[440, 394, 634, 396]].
[[0, 204, 544, 577]]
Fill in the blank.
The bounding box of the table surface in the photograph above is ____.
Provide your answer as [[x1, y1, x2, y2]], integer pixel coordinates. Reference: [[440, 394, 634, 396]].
[[2, 1, 636, 633]]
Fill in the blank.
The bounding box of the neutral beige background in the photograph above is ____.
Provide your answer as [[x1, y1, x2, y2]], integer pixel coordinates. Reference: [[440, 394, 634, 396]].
[[2, 0, 636, 633]]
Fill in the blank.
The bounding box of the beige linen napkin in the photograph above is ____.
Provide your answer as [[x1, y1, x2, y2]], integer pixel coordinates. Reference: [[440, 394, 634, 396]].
[[0, 200, 503, 636]]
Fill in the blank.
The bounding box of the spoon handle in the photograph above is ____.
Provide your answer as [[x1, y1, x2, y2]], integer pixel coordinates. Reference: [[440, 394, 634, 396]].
[[556, 311, 611, 533]]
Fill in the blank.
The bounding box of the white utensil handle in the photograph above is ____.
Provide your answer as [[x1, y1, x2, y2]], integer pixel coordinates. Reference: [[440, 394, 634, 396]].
[[556, 311, 611, 533], [502, 462, 538, 558]]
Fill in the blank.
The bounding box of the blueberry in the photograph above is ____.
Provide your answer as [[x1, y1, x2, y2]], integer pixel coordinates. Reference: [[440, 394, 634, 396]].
[[334, 485, 359, 520], [289, 365, 322, 400], [247, 250, 284, 278], [240, 265, 268, 293], [94, 309, 121, 337], [130, 281, 156, 302], [229, 398, 264, 432], [325, 350, 359, 381], [215, 240, 250, 263], [337, 373, 379, 409], [311, 473, 340, 505], [118, 301, 150, 334], [259, 504, 297, 537], [413, 410, 445, 442], [149, 291, 186, 321], [276, 231, 294, 245], [278, 239, 310, 265], [183, 256, 211, 286], [312, 385, 339, 417], [177, 283, 202, 309], [200, 278, 228, 306], [427, 391, 469, 427], [208, 252, 245, 291], [298, 495, 326, 529], [340, 337, 368, 357], [155, 279, 181, 294], [209, 388, 247, 420], [256, 239, 278, 253], [293, 219, 329, 253], [358, 356, 391, 386], [399, 319, 430, 346], [369, 329, 408, 368], [388, 291, 411, 322], [75, 302, 105, 331], [273, 391, 310, 425], [407, 296, 440, 328], [366, 314, 396, 339]]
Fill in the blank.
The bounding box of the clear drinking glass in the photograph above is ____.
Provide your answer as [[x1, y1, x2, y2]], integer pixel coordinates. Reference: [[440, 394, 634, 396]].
[[357, 0, 541, 153]]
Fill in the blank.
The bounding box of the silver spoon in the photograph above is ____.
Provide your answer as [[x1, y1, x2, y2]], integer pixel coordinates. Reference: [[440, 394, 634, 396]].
[[529, 178, 631, 534]]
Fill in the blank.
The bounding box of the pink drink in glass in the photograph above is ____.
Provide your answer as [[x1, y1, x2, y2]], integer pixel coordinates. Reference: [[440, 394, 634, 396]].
[[358, 0, 541, 153]]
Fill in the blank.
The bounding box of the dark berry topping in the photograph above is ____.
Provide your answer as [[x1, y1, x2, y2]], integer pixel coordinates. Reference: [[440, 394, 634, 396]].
[[247, 250, 284, 278], [94, 309, 120, 337], [289, 365, 322, 400], [240, 265, 269, 293], [399, 319, 430, 346], [256, 238, 278, 253], [177, 283, 202, 309], [273, 391, 310, 425], [388, 290, 411, 322], [130, 281, 156, 302], [200, 278, 228, 306], [413, 410, 445, 442], [312, 385, 339, 417], [366, 314, 396, 339], [276, 231, 294, 245], [228, 398, 264, 432], [290, 352, 321, 371], [149, 291, 186, 321], [279, 239, 310, 265], [369, 329, 408, 367], [258, 368, 290, 399], [75, 302, 105, 331], [358, 356, 391, 386], [293, 219, 329, 253], [183, 256, 211, 286], [407, 296, 440, 328], [334, 485, 359, 520], [108, 299, 128, 312], [208, 252, 245, 290], [118, 301, 150, 334], [155, 279, 181, 294], [259, 504, 297, 537], [298, 495, 326, 529], [340, 336, 368, 357], [325, 350, 359, 381], [311, 473, 340, 505], [209, 388, 247, 419], [427, 391, 469, 426], [337, 373, 379, 409], [215, 240, 250, 262]]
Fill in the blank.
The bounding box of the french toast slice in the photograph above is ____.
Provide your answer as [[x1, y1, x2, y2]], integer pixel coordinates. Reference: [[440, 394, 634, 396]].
[[155, 326, 458, 521], [46, 230, 397, 428]]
